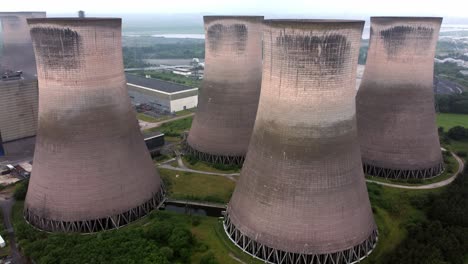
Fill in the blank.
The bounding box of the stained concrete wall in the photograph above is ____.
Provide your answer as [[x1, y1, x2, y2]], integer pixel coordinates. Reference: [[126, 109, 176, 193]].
[[0, 79, 38, 142], [25, 18, 163, 230], [227, 20, 377, 256], [356, 17, 443, 173], [187, 16, 263, 158]]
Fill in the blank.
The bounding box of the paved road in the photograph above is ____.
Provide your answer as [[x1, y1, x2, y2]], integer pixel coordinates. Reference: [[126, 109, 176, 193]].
[[139, 113, 195, 131], [160, 152, 464, 190], [366, 152, 465, 190], [0, 191, 26, 264]]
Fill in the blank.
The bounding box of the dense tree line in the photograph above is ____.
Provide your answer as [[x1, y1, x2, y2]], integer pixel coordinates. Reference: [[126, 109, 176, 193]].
[[384, 167, 468, 264], [436, 92, 468, 114], [13, 179, 219, 264], [14, 208, 219, 264]]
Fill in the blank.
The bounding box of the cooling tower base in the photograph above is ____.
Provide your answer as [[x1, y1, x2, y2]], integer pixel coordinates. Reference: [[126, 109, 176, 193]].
[[24, 188, 165, 233], [185, 143, 245, 166], [224, 213, 378, 264], [363, 162, 444, 180]]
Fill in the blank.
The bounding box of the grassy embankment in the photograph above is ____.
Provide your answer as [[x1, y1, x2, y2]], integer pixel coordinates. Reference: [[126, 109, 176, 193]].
[[436, 113, 468, 130], [137, 109, 194, 123], [159, 168, 234, 204], [144, 116, 193, 142]]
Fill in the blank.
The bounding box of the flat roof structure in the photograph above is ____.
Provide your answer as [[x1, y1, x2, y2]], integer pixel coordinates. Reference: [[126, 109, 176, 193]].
[[125, 73, 197, 94], [125, 73, 198, 113]]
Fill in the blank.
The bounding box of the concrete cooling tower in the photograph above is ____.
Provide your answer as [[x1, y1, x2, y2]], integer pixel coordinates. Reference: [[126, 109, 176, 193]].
[[24, 18, 164, 233], [356, 17, 443, 179], [224, 20, 377, 264], [0, 12, 45, 75], [186, 16, 263, 165]]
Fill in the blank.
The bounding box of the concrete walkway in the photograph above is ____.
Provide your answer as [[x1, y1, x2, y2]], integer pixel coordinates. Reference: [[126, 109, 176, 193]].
[[365, 152, 465, 190]]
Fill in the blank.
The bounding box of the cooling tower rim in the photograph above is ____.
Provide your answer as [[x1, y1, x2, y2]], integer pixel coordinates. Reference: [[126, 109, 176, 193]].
[[265, 19, 365, 28], [204, 15, 264, 23], [371, 16, 443, 23], [0, 12, 46, 15], [27, 17, 121, 23]]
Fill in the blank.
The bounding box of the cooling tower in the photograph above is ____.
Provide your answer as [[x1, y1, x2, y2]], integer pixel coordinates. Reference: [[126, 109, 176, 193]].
[[186, 16, 263, 165], [356, 17, 443, 179], [24, 18, 164, 233], [225, 20, 377, 264], [0, 12, 45, 74]]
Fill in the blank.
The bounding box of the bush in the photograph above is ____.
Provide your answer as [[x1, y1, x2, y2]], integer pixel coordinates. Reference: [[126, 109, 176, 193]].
[[13, 180, 29, 200], [456, 151, 467, 157], [447, 126, 468, 140]]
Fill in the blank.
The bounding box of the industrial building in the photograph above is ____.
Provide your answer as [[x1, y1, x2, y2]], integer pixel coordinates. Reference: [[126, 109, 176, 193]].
[[126, 73, 198, 113], [356, 17, 444, 179], [0, 12, 44, 143], [25, 18, 164, 233], [187, 16, 264, 165], [0, 12, 46, 75], [224, 19, 377, 264]]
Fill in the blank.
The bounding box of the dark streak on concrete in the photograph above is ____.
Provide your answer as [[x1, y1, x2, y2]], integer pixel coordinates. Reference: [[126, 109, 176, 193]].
[[30, 27, 82, 69], [207, 23, 248, 54], [275, 33, 351, 74], [380, 26, 434, 56]]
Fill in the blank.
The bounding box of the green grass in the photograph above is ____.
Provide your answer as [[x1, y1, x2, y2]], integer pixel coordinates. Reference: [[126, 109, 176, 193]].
[[445, 140, 468, 163], [436, 113, 468, 130], [191, 218, 263, 264], [182, 156, 241, 174], [361, 184, 445, 263], [136, 113, 160, 123], [146, 116, 193, 137], [159, 168, 235, 204], [0, 208, 10, 258]]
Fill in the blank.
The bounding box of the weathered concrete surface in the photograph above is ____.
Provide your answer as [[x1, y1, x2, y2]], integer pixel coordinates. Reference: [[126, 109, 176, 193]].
[[25, 18, 163, 232], [357, 17, 443, 176], [226, 19, 377, 261], [187, 16, 263, 160]]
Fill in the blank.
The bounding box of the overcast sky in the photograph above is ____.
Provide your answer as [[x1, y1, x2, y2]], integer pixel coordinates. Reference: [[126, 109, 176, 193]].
[[1, 0, 468, 17]]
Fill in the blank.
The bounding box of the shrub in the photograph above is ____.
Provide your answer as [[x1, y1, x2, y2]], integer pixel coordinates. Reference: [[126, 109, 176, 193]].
[[447, 126, 468, 140], [456, 151, 467, 157], [13, 180, 29, 200]]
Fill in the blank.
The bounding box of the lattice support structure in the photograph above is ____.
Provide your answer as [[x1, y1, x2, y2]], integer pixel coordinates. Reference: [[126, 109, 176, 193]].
[[24, 187, 165, 233], [224, 212, 378, 264], [363, 162, 444, 180], [184, 141, 244, 166]]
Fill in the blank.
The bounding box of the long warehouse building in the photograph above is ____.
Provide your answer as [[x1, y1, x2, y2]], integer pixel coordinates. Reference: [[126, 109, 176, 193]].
[[126, 73, 198, 113]]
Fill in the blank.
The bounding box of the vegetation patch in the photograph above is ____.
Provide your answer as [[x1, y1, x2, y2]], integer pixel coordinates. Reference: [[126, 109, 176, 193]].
[[436, 113, 468, 130], [146, 116, 193, 138], [159, 168, 235, 204], [183, 155, 241, 174]]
